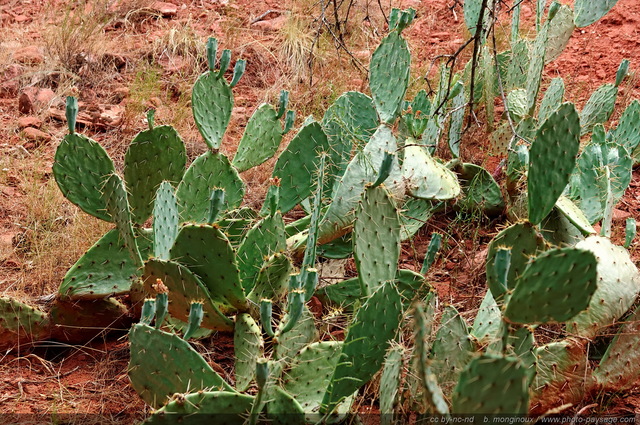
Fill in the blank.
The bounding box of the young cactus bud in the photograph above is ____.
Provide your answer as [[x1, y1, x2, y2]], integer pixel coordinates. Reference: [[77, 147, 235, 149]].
[[278, 288, 306, 335], [206, 38, 218, 71], [547, 0, 560, 21], [140, 299, 156, 325], [420, 233, 443, 275], [260, 299, 275, 337], [153, 278, 169, 328], [146, 109, 155, 130], [302, 268, 318, 301], [282, 110, 295, 135], [217, 49, 232, 78], [277, 90, 290, 119], [230, 59, 246, 88], [266, 178, 281, 216], [494, 248, 512, 292], [625, 218, 636, 249], [372, 151, 395, 188], [208, 188, 225, 224], [66, 96, 78, 134], [616, 59, 630, 87], [256, 358, 269, 390], [183, 301, 204, 340]]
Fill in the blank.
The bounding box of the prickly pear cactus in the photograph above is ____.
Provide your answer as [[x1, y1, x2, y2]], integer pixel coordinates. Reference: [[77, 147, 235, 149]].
[[504, 247, 598, 324], [380, 344, 405, 423], [128, 323, 233, 408], [0, 297, 51, 349], [402, 144, 460, 200], [573, 0, 619, 27], [354, 185, 401, 296], [124, 122, 186, 224], [234, 313, 263, 391], [152, 182, 179, 261], [146, 391, 254, 424], [176, 151, 244, 223], [452, 354, 529, 414], [369, 8, 414, 123], [528, 102, 581, 224]]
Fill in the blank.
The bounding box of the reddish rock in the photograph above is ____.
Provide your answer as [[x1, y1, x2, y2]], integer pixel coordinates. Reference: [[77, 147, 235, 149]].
[[18, 86, 39, 114], [0, 64, 23, 97], [22, 127, 51, 143], [35, 88, 56, 105], [151, 1, 178, 17], [17, 116, 43, 129], [252, 15, 287, 32], [613, 208, 632, 222], [13, 46, 44, 65]]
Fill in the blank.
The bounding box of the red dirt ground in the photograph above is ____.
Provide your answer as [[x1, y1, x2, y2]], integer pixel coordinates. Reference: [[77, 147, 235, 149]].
[[1, 0, 640, 421]]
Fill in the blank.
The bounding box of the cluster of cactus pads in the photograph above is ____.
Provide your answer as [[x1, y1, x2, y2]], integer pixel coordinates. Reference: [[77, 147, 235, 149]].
[[3, 0, 640, 420]]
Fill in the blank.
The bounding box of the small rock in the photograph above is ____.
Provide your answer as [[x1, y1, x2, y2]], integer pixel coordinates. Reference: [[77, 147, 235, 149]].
[[18, 86, 39, 114], [13, 46, 44, 65], [613, 208, 632, 222], [17, 116, 43, 129], [22, 127, 51, 143], [251, 15, 287, 32], [0, 64, 23, 97], [35, 88, 56, 105], [151, 1, 178, 17], [14, 15, 30, 23]]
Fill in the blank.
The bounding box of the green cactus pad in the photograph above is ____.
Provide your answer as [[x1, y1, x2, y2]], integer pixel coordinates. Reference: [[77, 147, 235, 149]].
[[143, 259, 233, 331], [53, 133, 116, 221], [453, 162, 504, 216], [471, 290, 502, 345], [192, 71, 233, 150], [321, 282, 402, 414], [574, 0, 619, 27], [370, 31, 410, 124], [594, 304, 640, 391], [555, 195, 596, 235], [413, 302, 449, 415], [234, 313, 263, 391], [59, 229, 149, 300], [282, 341, 348, 419], [232, 103, 283, 172], [525, 20, 550, 115], [448, 87, 466, 157], [545, 4, 575, 63], [128, 324, 233, 408], [380, 344, 404, 419], [528, 103, 581, 224], [124, 125, 186, 224], [316, 277, 362, 310], [431, 305, 477, 395], [176, 152, 244, 223], [267, 387, 306, 425], [216, 207, 258, 247], [270, 122, 330, 214], [321, 92, 378, 188], [402, 144, 460, 200], [504, 247, 598, 324], [610, 100, 640, 155], [247, 252, 291, 304], [568, 236, 640, 337], [147, 391, 254, 424], [354, 185, 401, 296], [170, 224, 246, 310], [531, 339, 590, 414], [237, 213, 286, 293], [102, 174, 143, 268], [464, 0, 488, 38], [0, 297, 50, 348], [318, 126, 404, 244], [507, 89, 528, 121], [452, 355, 529, 414], [275, 306, 318, 361], [580, 83, 618, 135], [399, 197, 435, 241], [486, 222, 546, 304], [506, 40, 530, 91], [153, 182, 179, 260], [539, 78, 565, 123], [572, 138, 632, 223]]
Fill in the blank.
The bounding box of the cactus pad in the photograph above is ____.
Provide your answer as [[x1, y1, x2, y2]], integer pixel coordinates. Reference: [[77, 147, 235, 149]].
[[574, 0, 620, 27], [580, 83, 618, 135], [176, 152, 244, 223], [568, 236, 640, 337], [528, 103, 581, 224], [539, 77, 565, 123], [170, 224, 246, 310], [53, 133, 116, 221], [452, 355, 529, 414], [0, 297, 50, 348], [234, 313, 263, 391], [192, 71, 233, 150], [128, 324, 233, 408], [153, 182, 179, 260], [124, 125, 186, 224], [354, 185, 401, 296], [232, 103, 283, 172], [504, 247, 598, 324], [147, 391, 254, 424], [402, 144, 460, 200], [247, 253, 291, 303]]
